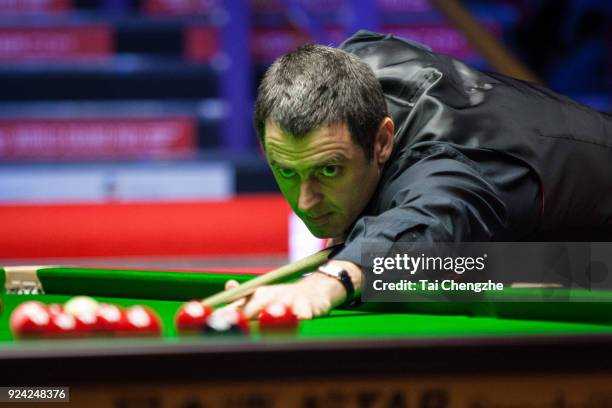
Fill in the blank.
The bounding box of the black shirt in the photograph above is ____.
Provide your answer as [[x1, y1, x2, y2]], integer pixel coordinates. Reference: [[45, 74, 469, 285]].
[[333, 31, 612, 266]]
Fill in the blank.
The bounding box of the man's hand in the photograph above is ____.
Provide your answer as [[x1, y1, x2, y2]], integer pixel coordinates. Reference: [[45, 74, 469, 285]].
[[224, 260, 362, 320]]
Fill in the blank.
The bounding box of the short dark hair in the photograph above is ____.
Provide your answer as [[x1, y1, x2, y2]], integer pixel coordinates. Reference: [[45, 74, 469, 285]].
[[254, 44, 387, 161]]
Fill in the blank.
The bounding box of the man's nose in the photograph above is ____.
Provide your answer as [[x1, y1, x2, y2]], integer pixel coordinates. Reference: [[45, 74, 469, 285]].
[[298, 180, 322, 213]]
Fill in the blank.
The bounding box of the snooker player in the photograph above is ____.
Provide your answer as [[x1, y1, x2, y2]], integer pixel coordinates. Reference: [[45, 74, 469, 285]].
[[227, 30, 612, 319]]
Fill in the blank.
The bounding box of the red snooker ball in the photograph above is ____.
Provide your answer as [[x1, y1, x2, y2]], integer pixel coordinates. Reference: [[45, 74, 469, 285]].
[[73, 311, 99, 335], [258, 303, 299, 334], [48, 312, 79, 336], [175, 301, 213, 332], [124, 305, 162, 336], [96, 303, 125, 333], [10, 301, 52, 338]]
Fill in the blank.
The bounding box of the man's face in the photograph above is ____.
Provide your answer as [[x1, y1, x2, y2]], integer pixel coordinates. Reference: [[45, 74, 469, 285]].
[[264, 121, 382, 238]]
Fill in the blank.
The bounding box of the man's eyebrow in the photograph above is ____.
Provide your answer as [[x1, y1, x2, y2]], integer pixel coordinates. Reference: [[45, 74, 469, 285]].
[[269, 153, 348, 168], [269, 159, 292, 168], [314, 153, 348, 165]]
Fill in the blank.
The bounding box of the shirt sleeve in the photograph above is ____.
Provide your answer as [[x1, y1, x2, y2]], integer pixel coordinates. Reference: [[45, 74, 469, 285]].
[[331, 143, 519, 266]]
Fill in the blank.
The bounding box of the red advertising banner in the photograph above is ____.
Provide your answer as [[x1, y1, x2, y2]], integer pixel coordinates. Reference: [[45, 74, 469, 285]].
[[0, 195, 290, 258], [0, 26, 113, 61], [0, 118, 197, 160], [0, 0, 71, 13]]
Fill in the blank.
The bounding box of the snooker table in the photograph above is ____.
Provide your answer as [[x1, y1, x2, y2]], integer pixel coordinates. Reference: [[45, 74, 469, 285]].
[[2, 265, 612, 408]]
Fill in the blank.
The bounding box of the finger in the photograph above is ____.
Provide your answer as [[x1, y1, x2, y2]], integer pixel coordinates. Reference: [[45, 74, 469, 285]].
[[312, 299, 332, 318], [292, 297, 313, 320], [225, 279, 240, 290], [243, 287, 275, 319], [223, 296, 247, 310]]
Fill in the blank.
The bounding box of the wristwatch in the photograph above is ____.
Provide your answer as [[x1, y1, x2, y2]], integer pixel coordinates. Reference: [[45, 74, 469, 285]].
[[316, 263, 356, 304]]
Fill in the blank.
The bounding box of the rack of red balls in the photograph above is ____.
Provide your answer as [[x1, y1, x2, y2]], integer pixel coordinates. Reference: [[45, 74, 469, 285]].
[[10, 297, 161, 338]]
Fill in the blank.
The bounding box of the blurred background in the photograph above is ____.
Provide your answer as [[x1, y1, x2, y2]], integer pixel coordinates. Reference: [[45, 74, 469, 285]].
[[0, 0, 610, 267]]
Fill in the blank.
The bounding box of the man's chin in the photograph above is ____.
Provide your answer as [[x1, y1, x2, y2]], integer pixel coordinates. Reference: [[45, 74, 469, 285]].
[[306, 223, 341, 239]]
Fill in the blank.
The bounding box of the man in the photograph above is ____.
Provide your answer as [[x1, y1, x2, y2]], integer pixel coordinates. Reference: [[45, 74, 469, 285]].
[[229, 30, 612, 319]]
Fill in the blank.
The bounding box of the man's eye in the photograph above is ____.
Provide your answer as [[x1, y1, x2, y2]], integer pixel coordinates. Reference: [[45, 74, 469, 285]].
[[277, 167, 296, 178], [321, 165, 339, 177]]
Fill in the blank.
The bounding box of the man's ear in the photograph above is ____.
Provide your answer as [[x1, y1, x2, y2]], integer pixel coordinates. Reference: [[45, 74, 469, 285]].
[[374, 117, 394, 166]]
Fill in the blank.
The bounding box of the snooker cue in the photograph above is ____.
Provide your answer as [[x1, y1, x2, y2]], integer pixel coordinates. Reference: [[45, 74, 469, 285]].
[[201, 247, 332, 307], [430, 0, 542, 84]]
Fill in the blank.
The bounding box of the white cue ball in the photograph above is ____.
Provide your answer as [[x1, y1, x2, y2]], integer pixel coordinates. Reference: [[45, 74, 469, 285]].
[[64, 296, 100, 317]]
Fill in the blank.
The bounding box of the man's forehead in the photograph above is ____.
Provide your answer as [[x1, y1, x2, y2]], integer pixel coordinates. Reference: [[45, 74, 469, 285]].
[[264, 119, 349, 139], [263, 120, 359, 165]]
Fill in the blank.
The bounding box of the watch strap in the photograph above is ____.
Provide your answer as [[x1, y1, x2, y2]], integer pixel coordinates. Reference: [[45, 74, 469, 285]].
[[317, 263, 356, 304]]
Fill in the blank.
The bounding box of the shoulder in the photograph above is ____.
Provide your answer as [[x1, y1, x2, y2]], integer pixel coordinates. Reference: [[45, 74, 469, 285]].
[[338, 31, 478, 106], [339, 30, 436, 70]]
